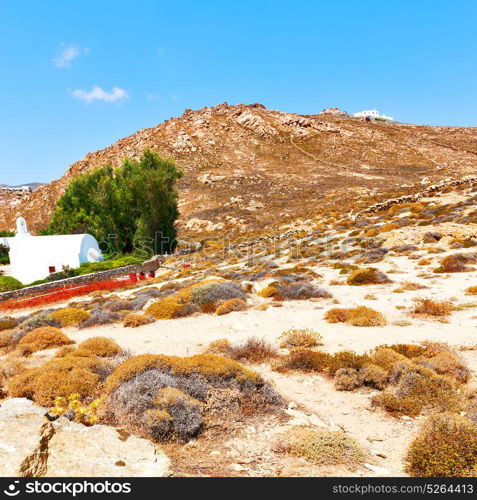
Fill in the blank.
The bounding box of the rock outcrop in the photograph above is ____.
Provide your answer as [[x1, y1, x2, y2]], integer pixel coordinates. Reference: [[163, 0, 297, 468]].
[[0, 398, 171, 477]]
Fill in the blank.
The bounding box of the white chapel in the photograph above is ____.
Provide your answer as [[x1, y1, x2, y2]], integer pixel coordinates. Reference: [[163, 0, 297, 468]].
[[0, 217, 103, 285]]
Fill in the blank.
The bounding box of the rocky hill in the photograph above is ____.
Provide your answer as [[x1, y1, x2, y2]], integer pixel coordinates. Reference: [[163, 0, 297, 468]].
[[1, 103, 476, 235]]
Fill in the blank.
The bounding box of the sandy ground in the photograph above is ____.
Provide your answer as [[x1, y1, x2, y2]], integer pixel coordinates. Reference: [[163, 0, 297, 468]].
[[46, 257, 477, 476]]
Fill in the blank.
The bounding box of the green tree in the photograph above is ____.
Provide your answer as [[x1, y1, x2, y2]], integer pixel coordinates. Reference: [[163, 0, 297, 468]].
[[46, 150, 182, 254], [0, 231, 14, 265]]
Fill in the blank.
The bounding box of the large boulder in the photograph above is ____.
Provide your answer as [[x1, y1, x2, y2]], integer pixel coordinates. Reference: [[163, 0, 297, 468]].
[[0, 398, 171, 477]]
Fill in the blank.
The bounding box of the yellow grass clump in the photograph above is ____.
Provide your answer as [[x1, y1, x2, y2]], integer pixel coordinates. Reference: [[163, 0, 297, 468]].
[[8, 354, 107, 406], [50, 308, 91, 327], [18, 326, 74, 353], [78, 337, 122, 357], [412, 298, 455, 317]]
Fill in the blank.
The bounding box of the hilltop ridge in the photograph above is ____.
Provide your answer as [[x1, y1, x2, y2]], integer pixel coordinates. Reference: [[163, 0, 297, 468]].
[[1, 102, 476, 235]]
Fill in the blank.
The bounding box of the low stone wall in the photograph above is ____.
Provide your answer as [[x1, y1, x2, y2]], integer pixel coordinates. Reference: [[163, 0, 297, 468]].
[[0, 256, 165, 303], [353, 177, 477, 218]]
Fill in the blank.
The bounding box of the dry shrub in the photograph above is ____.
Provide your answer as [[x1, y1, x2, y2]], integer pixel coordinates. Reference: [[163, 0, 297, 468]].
[[324, 308, 349, 323], [279, 328, 322, 349], [0, 357, 26, 397], [101, 353, 282, 442], [123, 313, 155, 328], [50, 308, 90, 327], [223, 337, 279, 363], [327, 351, 370, 375], [274, 281, 331, 300], [334, 368, 362, 391], [146, 295, 198, 320], [465, 286, 477, 296], [203, 338, 231, 355], [0, 317, 17, 332], [16, 311, 61, 334], [78, 337, 122, 357], [325, 306, 386, 327], [434, 253, 476, 273], [347, 268, 391, 286], [360, 364, 388, 390], [404, 413, 477, 477], [386, 344, 426, 359], [0, 330, 13, 349], [79, 309, 123, 328], [279, 427, 365, 466], [258, 284, 278, 298], [8, 354, 109, 406], [277, 349, 330, 372], [372, 365, 463, 416], [416, 349, 470, 383], [412, 298, 455, 317], [190, 281, 246, 312], [216, 298, 247, 315], [17, 326, 74, 353], [370, 346, 410, 373], [103, 354, 263, 396]]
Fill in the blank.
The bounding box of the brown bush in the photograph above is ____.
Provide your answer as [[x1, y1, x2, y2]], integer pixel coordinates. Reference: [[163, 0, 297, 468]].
[[327, 351, 370, 375], [215, 298, 247, 315], [278, 349, 330, 372], [347, 268, 391, 286], [0, 317, 17, 332], [78, 337, 122, 357], [325, 306, 386, 327], [412, 298, 455, 317], [17, 327, 74, 353], [334, 368, 362, 391], [434, 253, 476, 273], [123, 313, 155, 328], [8, 354, 108, 406], [404, 413, 477, 477], [360, 364, 388, 390]]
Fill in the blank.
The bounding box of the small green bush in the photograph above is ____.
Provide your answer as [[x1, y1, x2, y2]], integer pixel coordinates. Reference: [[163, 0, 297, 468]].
[[0, 276, 23, 292]]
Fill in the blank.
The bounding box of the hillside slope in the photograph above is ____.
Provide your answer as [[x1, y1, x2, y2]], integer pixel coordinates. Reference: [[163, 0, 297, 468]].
[[1, 103, 476, 235]]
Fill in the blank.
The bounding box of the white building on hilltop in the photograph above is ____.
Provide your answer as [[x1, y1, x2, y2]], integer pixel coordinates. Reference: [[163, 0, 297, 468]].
[[0, 217, 103, 285], [352, 109, 394, 121]]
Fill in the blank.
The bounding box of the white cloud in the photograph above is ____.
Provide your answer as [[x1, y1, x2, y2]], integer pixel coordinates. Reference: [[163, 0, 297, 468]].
[[53, 43, 87, 68], [72, 85, 129, 104]]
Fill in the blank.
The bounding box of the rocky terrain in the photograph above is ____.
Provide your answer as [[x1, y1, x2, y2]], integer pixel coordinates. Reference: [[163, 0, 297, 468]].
[[1, 103, 476, 235]]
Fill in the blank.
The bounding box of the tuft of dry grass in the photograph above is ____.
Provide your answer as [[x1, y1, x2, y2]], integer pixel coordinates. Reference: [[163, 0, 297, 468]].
[[279, 328, 322, 349], [278, 427, 366, 466], [412, 298, 455, 317]]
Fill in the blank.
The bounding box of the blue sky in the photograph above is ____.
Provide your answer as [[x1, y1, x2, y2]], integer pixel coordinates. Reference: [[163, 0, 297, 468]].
[[0, 0, 476, 185]]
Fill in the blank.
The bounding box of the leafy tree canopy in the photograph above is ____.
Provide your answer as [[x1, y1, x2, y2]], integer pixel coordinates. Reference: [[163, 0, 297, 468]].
[[45, 150, 182, 254]]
